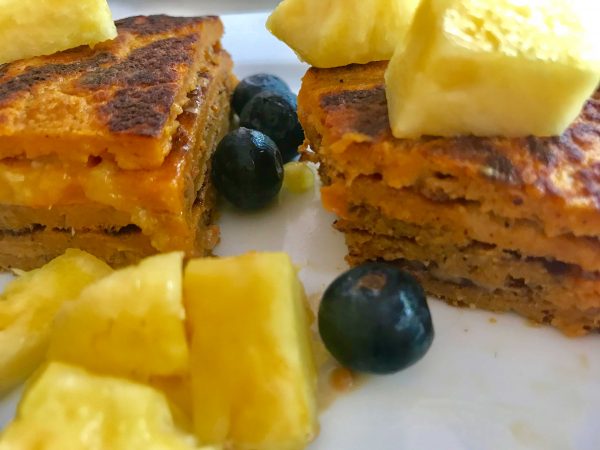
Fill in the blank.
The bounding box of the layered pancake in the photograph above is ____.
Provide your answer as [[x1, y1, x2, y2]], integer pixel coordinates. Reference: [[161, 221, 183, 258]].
[[0, 15, 236, 269], [299, 61, 600, 336]]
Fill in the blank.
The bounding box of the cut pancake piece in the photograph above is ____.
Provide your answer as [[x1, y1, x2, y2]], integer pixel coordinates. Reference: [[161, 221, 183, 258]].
[[300, 61, 600, 238], [0, 15, 225, 169], [299, 61, 600, 335], [0, 16, 235, 270]]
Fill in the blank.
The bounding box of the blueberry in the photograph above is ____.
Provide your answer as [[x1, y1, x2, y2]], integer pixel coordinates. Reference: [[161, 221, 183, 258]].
[[318, 263, 434, 374], [211, 128, 283, 210], [239, 91, 304, 163], [232, 73, 291, 116]]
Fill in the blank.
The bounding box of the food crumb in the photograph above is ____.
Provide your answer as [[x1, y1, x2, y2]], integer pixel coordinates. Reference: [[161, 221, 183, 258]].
[[488, 317, 497, 324], [329, 367, 354, 392], [526, 319, 542, 328], [283, 162, 315, 193]]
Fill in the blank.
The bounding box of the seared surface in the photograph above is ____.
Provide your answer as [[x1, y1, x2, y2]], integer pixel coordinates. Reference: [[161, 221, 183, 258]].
[[299, 61, 600, 238], [0, 51, 233, 232], [0, 15, 224, 169]]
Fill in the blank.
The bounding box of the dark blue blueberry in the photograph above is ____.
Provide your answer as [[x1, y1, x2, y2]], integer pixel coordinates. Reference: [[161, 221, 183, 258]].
[[318, 263, 434, 374], [211, 128, 283, 210], [239, 91, 304, 163], [232, 73, 291, 116]]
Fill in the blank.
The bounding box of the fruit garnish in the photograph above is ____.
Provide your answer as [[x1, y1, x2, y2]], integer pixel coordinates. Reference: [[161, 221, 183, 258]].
[[184, 252, 318, 450], [240, 91, 304, 162], [266, 0, 421, 68], [0, 362, 210, 450], [386, 0, 600, 138], [318, 263, 434, 374], [232, 73, 292, 116], [0, 0, 117, 64], [48, 252, 189, 380], [283, 161, 315, 194], [211, 128, 284, 210], [0, 249, 111, 395]]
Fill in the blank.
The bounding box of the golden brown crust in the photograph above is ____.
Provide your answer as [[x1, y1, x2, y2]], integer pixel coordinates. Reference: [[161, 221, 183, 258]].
[[0, 15, 224, 169], [115, 15, 219, 36], [0, 51, 233, 218], [299, 61, 600, 238]]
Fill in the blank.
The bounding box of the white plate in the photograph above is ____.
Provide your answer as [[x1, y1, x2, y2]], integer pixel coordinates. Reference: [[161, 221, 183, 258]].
[[2, 8, 600, 450]]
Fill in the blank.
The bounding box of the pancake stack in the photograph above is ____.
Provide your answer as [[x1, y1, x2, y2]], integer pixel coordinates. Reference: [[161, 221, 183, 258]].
[[299, 61, 600, 336], [0, 15, 236, 269]]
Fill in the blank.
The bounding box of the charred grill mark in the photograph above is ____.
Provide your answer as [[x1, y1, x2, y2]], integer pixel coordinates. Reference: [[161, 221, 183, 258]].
[[0, 64, 9, 80], [320, 85, 389, 138], [437, 136, 522, 185], [80, 35, 196, 89], [482, 153, 522, 184], [526, 136, 555, 166], [100, 85, 176, 136], [582, 97, 600, 123], [555, 131, 586, 163], [538, 177, 562, 198], [578, 163, 600, 208], [115, 15, 214, 35], [569, 122, 600, 146], [0, 52, 116, 105], [321, 86, 384, 108], [78, 35, 198, 136], [443, 136, 491, 160]]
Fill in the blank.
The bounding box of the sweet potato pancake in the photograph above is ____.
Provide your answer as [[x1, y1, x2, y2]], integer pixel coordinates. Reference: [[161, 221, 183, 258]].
[[299, 61, 600, 336], [0, 15, 236, 269], [0, 15, 224, 169]]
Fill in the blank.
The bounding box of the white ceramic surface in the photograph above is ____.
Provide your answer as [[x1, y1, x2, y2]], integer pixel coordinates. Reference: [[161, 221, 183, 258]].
[[1, 7, 599, 450]]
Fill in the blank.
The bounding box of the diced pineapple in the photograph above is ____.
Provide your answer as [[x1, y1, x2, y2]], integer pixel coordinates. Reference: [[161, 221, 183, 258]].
[[0, 0, 117, 64], [385, 0, 600, 138], [267, 0, 420, 68], [0, 362, 214, 450], [0, 249, 111, 395], [184, 253, 318, 450], [283, 162, 315, 194], [48, 252, 189, 380], [151, 375, 195, 426]]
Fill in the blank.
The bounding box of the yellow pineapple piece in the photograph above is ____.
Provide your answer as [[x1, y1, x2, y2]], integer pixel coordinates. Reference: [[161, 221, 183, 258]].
[[48, 252, 189, 380], [385, 0, 600, 138], [0, 0, 117, 64], [0, 362, 215, 450], [283, 162, 315, 194], [0, 249, 111, 395], [184, 253, 318, 450], [151, 375, 195, 431], [267, 0, 420, 68]]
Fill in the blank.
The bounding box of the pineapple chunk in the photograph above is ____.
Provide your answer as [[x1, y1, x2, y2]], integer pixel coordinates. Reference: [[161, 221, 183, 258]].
[[184, 253, 318, 450], [385, 0, 600, 138], [0, 249, 111, 395], [48, 252, 189, 380], [283, 162, 315, 194], [0, 0, 117, 64], [151, 375, 195, 425], [267, 0, 420, 68], [0, 362, 213, 450]]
